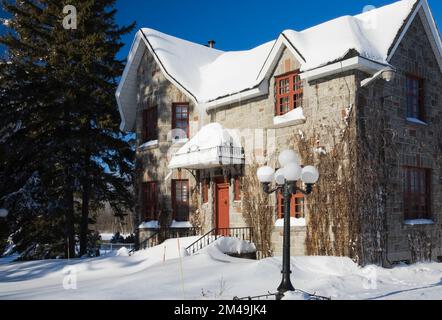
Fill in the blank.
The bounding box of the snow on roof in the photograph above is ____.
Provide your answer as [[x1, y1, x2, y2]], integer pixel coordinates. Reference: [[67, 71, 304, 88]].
[[168, 123, 243, 169], [118, 0, 439, 131], [283, 0, 418, 71]]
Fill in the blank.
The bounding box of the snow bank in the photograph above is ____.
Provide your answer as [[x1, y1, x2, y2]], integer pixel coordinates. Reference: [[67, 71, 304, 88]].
[[206, 237, 256, 255], [116, 247, 130, 257], [2, 249, 442, 300]]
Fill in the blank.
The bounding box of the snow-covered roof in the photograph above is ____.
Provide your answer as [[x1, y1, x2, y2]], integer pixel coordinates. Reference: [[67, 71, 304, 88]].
[[168, 123, 244, 170], [117, 0, 442, 131]]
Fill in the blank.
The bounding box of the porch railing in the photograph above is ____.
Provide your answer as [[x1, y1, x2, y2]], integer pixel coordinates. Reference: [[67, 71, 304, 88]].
[[186, 227, 253, 255], [130, 227, 201, 254]]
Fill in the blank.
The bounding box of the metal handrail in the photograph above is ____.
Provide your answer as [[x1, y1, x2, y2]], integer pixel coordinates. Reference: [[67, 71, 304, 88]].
[[129, 231, 159, 254], [130, 227, 202, 255], [186, 227, 253, 255]]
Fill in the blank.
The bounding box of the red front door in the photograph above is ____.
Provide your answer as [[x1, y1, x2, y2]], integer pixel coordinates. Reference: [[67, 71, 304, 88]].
[[215, 179, 230, 233]]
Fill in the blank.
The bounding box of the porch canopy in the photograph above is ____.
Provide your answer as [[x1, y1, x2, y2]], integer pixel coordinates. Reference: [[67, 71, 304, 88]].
[[168, 123, 244, 170]]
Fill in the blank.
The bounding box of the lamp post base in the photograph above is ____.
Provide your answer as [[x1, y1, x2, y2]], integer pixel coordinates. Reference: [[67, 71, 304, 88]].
[[277, 273, 295, 294]]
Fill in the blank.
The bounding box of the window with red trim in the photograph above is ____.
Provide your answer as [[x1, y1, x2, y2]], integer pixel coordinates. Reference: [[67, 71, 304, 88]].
[[406, 75, 425, 120], [142, 105, 158, 142], [172, 103, 189, 139], [277, 191, 305, 219], [142, 182, 157, 221], [202, 179, 209, 204], [172, 179, 189, 221], [234, 176, 241, 201], [403, 167, 432, 220], [275, 71, 303, 116]]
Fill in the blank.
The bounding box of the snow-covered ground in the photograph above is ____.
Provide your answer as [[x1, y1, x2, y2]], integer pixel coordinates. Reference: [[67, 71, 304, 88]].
[[1, 237, 442, 300]]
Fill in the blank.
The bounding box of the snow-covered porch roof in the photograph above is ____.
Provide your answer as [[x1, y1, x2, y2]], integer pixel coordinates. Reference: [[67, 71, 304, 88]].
[[168, 123, 244, 170]]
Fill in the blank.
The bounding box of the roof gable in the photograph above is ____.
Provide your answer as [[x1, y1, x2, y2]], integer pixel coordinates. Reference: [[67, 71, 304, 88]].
[[117, 0, 442, 131]]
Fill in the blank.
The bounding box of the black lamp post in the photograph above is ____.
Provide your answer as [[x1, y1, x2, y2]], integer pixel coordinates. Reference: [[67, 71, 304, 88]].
[[257, 150, 319, 298]]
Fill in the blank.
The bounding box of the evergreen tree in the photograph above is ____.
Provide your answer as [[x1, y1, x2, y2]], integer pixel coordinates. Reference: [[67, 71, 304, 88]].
[[0, 0, 135, 259]]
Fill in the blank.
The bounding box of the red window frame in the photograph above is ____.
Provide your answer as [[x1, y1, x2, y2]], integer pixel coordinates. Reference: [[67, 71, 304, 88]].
[[142, 182, 157, 221], [277, 191, 305, 219], [406, 74, 425, 121], [234, 176, 241, 201], [403, 166, 432, 220], [172, 103, 190, 139], [202, 179, 209, 204], [275, 71, 303, 116], [172, 179, 190, 221], [142, 105, 158, 142]]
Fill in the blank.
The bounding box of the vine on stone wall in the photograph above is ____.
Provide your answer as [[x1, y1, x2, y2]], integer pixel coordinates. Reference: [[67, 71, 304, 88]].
[[242, 161, 274, 259]]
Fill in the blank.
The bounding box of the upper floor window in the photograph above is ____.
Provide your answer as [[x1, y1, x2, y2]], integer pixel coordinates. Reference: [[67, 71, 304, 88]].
[[403, 166, 432, 220], [172, 103, 189, 139], [277, 191, 306, 219], [142, 105, 158, 142], [142, 182, 157, 221], [406, 75, 425, 121], [275, 71, 303, 116], [172, 179, 190, 221]]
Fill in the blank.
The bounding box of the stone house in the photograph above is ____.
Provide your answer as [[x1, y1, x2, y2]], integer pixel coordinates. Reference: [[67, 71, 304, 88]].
[[116, 0, 442, 265]]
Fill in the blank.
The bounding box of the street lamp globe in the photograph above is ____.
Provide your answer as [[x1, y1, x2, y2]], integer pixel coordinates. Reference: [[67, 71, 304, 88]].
[[283, 163, 302, 182], [274, 168, 286, 185], [257, 166, 275, 183], [301, 166, 320, 184], [278, 150, 300, 167]]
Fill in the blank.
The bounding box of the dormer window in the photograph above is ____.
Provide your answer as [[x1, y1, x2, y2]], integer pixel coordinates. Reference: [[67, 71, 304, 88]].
[[275, 71, 303, 116]]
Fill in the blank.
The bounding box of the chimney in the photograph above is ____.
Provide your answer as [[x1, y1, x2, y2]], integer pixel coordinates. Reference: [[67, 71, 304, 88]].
[[208, 40, 216, 48]]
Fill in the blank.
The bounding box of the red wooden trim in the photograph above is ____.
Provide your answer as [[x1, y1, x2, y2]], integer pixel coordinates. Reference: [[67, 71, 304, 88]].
[[403, 166, 432, 220], [172, 179, 190, 221], [172, 102, 190, 139], [275, 70, 303, 116], [142, 105, 158, 142], [142, 182, 157, 221]]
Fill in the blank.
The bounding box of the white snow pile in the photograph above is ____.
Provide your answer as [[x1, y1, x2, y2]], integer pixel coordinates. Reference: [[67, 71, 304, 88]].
[[170, 220, 193, 229], [139, 220, 160, 229], [2, 236, 442, 300], [116, 247, 130, 257], [273, 108, 306, 126], [283, 0, 417, 71], [202, 237, 256, 255]]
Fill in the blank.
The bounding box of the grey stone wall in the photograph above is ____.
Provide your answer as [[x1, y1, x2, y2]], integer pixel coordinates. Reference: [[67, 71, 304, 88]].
[[357, 12, 442, 263]]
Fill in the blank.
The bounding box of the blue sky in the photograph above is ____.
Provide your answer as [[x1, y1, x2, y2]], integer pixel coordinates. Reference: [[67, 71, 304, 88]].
[[114, 0, 442, 60], [1, 0, 441, 60]]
